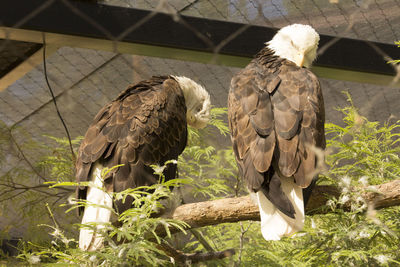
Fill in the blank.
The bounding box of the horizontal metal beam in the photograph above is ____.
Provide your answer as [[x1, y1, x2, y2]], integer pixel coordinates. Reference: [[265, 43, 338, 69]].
[[0, 0, 398, 87], [2, 27, 397, 89], [0, 44, 58, 92], [0, 40, 42, 79]]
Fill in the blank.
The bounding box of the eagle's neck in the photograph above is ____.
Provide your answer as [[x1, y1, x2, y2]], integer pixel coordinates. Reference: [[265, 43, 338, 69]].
[[254, 47, 283, 67], [116, 76, 168, 101]]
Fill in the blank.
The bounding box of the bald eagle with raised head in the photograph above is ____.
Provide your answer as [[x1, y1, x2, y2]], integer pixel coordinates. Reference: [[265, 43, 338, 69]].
[[76, 75, 211, 251], [228, 24, 325, 240]]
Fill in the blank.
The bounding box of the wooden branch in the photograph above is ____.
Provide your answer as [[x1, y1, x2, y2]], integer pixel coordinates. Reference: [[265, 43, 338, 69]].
[[168, 180, 400, 229], [362, 180, 400, 209], [147, 180, 400, 264], [171, 196, 260, 228]]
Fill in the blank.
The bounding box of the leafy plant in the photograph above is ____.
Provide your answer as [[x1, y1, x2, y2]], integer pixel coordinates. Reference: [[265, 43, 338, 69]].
[[0, 123, 80, 244], [323, 91, 400, 186], [178, 93, 400, 266], [179, 107, 241, 200], [3, 107, 238, 265], [16, 172, 190, 266], [3, 98, 400, 266], [211, 93, 400, 266]]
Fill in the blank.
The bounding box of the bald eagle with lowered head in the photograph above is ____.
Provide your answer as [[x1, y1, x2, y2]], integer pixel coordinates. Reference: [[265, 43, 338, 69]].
[[228, 24, 325, 240], [76, 75, 211, 251]]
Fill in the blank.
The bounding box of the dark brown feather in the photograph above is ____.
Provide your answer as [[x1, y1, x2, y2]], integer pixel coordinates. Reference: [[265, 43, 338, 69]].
[[274, 108, 302, 139], [249, 91, 274, 137], [276, 134, 300, 177], [250, 132, 275, 173], [76, 76, 188, 214], [243, 152, 265, 191], [228, 47, 325, 217]]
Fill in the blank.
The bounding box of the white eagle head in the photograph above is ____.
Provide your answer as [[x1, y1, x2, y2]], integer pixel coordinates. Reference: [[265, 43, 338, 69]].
[[267, 24, 319, 68], [173, 76, 211, 129]]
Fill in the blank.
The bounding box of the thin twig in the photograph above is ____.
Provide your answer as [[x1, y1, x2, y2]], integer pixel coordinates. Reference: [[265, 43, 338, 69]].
[[8, 128, 47, 182], [42, 37, 76, 162], [236, 221, 252, 267], [45, 202, 60, 229], [189, 229, 215, 252]]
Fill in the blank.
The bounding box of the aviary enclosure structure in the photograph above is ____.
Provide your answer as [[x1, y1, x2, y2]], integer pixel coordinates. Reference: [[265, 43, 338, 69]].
[[0, 0, 399, 265]]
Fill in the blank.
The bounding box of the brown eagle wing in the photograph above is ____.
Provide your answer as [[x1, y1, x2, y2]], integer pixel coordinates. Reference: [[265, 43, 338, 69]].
[[228, 60, 325, 192], [273, 63, 325, 187], [76, 76, 188, 202], [228, 66, 275, 192]]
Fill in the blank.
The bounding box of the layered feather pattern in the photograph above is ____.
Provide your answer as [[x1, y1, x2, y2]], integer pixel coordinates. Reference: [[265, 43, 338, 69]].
[[76, 76, 190, 250], [228, 46, 325, 240]]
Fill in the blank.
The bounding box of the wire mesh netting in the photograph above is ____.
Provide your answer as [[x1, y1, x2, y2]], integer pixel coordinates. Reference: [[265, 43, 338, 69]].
[[0, 0, 399, 240]]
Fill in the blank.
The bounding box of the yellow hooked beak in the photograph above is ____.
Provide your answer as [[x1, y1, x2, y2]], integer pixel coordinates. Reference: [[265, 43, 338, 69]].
[[297, 52, 305, 67]]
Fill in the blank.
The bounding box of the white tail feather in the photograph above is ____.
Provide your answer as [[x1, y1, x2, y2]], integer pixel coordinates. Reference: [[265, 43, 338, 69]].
[[256, 177, 305, 240], [79, 163, 113, 251]]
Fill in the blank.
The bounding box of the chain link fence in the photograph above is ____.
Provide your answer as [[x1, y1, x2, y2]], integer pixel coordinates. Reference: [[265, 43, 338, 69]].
[[0, 0, 399, 238]]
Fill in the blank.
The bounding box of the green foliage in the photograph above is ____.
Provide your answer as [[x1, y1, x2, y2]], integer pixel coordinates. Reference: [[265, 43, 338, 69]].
[[38, 135, 82, 182], [0, 123, 80, 243], [179, 93, 400, 266], [179, 107, 242, 200], [324, 91, 400, 185], [16, 175, 190, 266], [187, 107, 230, 145], [2, 107, 238, 265], [3, 100, 400, 266]]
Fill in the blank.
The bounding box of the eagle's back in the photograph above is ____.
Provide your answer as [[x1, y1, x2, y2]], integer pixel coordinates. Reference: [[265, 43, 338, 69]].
[[76, 76, 188, 212], [228, 47, 325, 215]]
